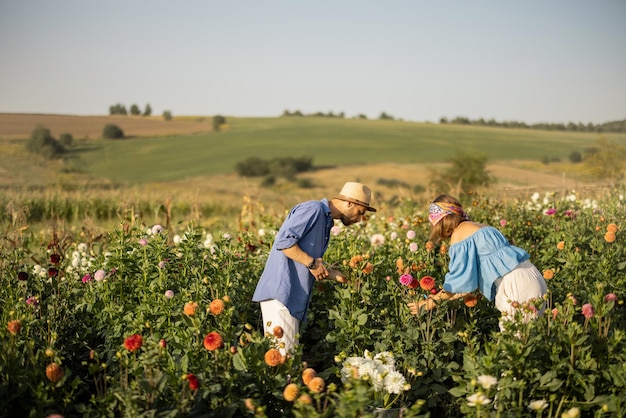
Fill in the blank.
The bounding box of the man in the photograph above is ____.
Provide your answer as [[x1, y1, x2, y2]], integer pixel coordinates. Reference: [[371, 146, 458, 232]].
[[252, 182, 377, 354]]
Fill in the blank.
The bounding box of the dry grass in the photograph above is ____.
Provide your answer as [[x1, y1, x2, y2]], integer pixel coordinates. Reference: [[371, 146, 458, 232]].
[[0, 113, 214, 139]]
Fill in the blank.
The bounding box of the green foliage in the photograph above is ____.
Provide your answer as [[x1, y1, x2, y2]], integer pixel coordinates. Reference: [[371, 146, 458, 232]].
[[569, 150, 582, 163], [143, 103, 152, 117], [109, 103, 127, 115], [25, 124, 65, 159], [58, 133, 74, 147], [212, 115, 226, 132], [102, 124, 125, 140], [162, 110, 172, 121], [236, 155, 313, 180], [130, 104, 141, 116], [429, 152, 492, 194], [583, 136, 626, 180]]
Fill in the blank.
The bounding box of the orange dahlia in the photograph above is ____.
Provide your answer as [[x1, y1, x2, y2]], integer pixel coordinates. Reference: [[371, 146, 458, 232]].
[[463, 294, 479, 307], [419, 276, 435, 291], [7, 319, 21, 335], [439, 244, 448, 255], [362, 262, 374, 274], [349, 255, 364, 268], [605, 232, 616, 243], [203, 331, 223, 351], [607, 223, 618, 233], [307, 376, 325, 393], [272, 325, 284, 339], [556, 241, 565, 250], [123, 334, 143, 351], [209, 299, 225, 315], [425, 241, 435, 252], [302, 367, 317, 385], [264, 348, 282, 366], [543, 269, 554, 280], [244, 398, 255, 411], [184, 301, 199, 316], [298, 394, 313, 405], [283, 383, 299, 402], [45, 363, 64, 383]]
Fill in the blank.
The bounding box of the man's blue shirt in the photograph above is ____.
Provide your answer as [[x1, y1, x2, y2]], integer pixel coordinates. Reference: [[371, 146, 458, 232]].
[[252, 198, 333, 321]]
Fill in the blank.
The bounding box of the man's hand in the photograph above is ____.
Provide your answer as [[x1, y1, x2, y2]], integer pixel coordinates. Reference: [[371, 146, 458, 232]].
[[327, 269, 347, 283]]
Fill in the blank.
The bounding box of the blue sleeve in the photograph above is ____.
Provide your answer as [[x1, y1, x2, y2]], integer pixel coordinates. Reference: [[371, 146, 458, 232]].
[[273, 203, 322, 251], [444, 240, 480, 293]]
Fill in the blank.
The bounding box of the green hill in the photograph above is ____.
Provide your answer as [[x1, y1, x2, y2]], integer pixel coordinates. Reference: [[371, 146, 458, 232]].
[[72, 117, 626, 184]]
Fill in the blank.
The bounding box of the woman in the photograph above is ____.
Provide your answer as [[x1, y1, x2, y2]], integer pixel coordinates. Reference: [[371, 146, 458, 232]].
[[408, 194, 547, 330]]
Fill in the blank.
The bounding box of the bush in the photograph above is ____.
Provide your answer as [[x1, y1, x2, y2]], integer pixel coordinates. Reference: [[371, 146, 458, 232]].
[[58, 133, 74, 147], [569, 151, 582, 163], [236, 156, 313, 179], [429, 152, 492, 194], [236, 157, 270, 177], [25, 125, 65, 159], [163, 110, 172, 121], [212, 115, 226, 132], [102, 124, 125, 140]]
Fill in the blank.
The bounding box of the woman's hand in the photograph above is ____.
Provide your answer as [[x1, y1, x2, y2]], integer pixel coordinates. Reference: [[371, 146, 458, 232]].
[[408, 299, 436, 314]]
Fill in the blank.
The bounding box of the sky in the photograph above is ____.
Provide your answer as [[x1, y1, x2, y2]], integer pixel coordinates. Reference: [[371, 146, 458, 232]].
[[1, 1, 625, 125]]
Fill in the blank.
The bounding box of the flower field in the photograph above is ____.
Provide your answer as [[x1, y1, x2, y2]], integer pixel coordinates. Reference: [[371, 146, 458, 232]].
[[1, 189, 625, 418]]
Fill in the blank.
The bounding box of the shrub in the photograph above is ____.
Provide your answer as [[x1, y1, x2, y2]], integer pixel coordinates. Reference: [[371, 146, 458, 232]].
[[102, 124, 125, 139], [569, 151, 582, 163], [163, 110, 172, 121], [25, 125, 65, 159], [236, 157, 269, 177], [429, 152, 492, 194], [212, 115, 226, 132], [58, 133, 74, 147]]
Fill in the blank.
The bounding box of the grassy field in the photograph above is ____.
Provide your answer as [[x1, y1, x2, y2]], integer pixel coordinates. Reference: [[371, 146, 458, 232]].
[[1, 113, 624, 230]]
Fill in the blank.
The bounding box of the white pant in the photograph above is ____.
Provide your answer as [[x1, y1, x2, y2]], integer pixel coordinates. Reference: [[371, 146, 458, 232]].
[[494, 260, 548, 331], [259, 299, 299, 355]]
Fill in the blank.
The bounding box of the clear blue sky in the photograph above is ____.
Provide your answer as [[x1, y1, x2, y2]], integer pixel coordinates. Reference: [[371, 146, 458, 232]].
[[1, 1, 624, 124]]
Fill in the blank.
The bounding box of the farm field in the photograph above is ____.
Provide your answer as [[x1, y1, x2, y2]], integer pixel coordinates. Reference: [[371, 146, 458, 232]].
[[1, 188, 625, 417]]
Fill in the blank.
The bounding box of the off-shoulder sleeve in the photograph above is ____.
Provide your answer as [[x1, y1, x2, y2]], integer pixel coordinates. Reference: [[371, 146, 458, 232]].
[[444, 239, 480, 294]]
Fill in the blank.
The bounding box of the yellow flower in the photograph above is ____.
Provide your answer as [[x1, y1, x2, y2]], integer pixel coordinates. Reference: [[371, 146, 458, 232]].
[[283, 383, 299, 402], [302, 368, 317, 385], [605, 231, 616, 243], [307, 376, 325, 393]]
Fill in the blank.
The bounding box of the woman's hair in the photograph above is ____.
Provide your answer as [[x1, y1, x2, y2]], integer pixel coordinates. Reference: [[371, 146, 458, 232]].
[[429, 194, 467, 242]]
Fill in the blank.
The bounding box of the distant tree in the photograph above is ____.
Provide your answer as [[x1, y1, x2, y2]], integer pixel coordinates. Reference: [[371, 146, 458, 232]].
[[212, 115, 226, 132], [236, 157, 269, 177], [109, 103, 128, 115], [439, 117, 448, 124], [282, 110, 292, 117], [58, 133, 74, 147], [102, 124, 125, 139], [25, 125, 65, 159], [163, 110, 172, 121], [357, 114, 368, 120], [430, 152, 492, 194], [583, 136, 626, 180], [293, 110, 303, 117], [379, 112, 394, 120], [130, 104, 140, 116], [569, 151, 582, 163], [143, 103, 152, 117]]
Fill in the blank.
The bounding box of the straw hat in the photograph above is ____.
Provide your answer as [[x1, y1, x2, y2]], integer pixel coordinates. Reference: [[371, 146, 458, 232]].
[[335, 182, 376, 212]]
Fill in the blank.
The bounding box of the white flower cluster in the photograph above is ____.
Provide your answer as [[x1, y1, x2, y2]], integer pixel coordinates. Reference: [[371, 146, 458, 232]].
[[65, 243, 96, 280], [341, 350, 409, 395]]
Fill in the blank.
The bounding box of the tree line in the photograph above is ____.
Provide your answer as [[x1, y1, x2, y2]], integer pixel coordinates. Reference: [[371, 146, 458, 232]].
[[281, 109, 625, 133]]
